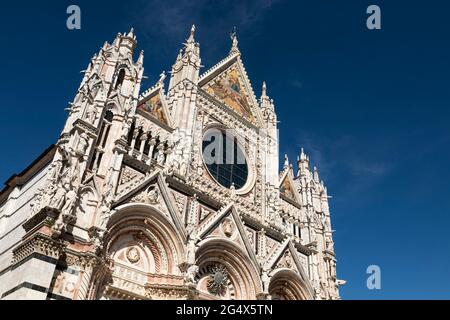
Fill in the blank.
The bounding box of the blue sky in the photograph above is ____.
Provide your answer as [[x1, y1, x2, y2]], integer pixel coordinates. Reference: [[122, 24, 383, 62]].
[[1, 0, 449, 299]]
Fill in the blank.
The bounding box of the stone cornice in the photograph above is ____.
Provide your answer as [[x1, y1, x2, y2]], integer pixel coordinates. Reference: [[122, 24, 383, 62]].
[[71, 118, 99, 138], [12, 232, 64, 266], [145, 283, 198, 300], [23, 207, 60, 233]]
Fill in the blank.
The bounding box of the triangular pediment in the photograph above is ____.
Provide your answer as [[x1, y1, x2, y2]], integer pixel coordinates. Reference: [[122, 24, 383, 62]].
[[279, 169, 302, 205], [113, 170, 185, 239], [197, 203, 259, 270], [199, 54, 262, 126], [137, 86, 172, 127], [266, 240, 310, 285]]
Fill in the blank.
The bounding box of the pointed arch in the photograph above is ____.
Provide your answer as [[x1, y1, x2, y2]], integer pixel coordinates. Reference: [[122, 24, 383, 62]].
[[195, 238, 262, 300], [115, 68, 126, 89], [92, 203, 186, 300], [269, 269, 313, 300], [106, 203, 185, 268]]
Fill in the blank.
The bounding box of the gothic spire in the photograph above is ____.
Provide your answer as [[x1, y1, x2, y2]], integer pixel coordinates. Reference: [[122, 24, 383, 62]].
[[126, 27, 136, 40], [183, 24, 199, 54], [138, 49, 144, 62], [300, 148, 307, 161], [284, 154, 290, 169], [187, 24, 196, 43], [169, 25, 201, 90], [313, 166, 321, 183], [297, 148, 310, 177], [262, 81, 268, 98]]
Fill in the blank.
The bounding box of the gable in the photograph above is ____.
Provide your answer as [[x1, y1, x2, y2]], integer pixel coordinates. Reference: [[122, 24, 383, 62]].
[[280, 174, 296, 201], [113, 170, 186, 240], [279, 169, 301, 205], [265, 240, 311, 288], [137, 90, 170, 126], [128, 183, 171, 219], [117, 165, 145, 194], [197, 204, 259, 269], [200, 58, 261, 126]]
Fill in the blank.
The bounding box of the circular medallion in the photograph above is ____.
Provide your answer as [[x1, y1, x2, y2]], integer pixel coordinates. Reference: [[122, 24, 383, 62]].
[[126, 247, 140, 264]]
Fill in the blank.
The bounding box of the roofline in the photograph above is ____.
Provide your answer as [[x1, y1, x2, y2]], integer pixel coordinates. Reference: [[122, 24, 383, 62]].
[[0, 145, 56, 206]]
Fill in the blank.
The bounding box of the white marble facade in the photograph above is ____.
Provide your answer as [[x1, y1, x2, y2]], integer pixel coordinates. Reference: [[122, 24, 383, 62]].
[[0, 27, 342, 300]]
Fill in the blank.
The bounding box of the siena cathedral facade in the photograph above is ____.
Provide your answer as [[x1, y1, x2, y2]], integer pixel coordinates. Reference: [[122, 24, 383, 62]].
[[0, 27, 342, 300]]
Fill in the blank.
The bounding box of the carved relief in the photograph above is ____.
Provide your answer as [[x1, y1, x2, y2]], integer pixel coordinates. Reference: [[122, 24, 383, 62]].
[[221, 218, 236, 238], [126, 247, 141, 264], [206, 265, 229, 296]]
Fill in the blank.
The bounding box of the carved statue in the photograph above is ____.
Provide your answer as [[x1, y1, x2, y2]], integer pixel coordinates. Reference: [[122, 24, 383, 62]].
[[222, 219, 235, 238], [84, 104, 98, 124], [30, 188, 44, 216], [156, 146, 166, 166], [158, 71, 166, 87], [282, 251, 293, 269], [261, 269, 271, 293], [50, 181, 70, 210], [52, 216, 65, 235], [48, 158, 63, 182], [179, 162, 187, 176], [184, 264, 199, 285], [61, 189, 78, 215], [147, 187, 160, 204], [98, 205, 111, 230], [121, 118, 133, 139], [325, 233, 334, 251], [185, 226, 198, 265], [76, 133, 90, 156]]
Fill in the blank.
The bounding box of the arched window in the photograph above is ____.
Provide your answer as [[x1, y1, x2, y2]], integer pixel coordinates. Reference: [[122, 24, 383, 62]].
[[89, 110, 114, 171], [115, 69, 126, 89]]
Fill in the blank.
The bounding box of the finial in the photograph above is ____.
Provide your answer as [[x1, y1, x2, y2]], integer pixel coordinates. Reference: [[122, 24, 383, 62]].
[[262, 81, 267, 97], [127, 27, 135, 39], [284, 154, 289, 168], [313, 166, 320, 182], [230, 183, 236, 198], [300, 148, 307, 161], [230, 26, 240, 54], [158, 71, 166, 86], [187, 24, 196, 42], [137, 50, 144, 65]]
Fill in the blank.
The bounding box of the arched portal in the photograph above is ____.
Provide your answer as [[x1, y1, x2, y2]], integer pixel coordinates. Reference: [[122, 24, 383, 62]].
[[195, 238, 261, 300], [269, 269, 312, 300], [91, 204, 185, 300]]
